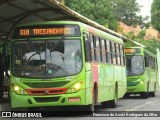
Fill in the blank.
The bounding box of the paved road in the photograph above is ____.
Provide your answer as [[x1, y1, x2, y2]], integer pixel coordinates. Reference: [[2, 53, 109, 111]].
[[1, 93, 160, 120]]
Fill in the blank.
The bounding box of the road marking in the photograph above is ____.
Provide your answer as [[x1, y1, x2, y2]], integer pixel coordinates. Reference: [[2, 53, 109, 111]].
[[125, 101, 153, 111]]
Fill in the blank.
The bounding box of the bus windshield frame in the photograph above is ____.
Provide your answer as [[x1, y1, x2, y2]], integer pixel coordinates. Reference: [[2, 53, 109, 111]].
[[126, 55, 144, 76], [12, 39, 83, 79]]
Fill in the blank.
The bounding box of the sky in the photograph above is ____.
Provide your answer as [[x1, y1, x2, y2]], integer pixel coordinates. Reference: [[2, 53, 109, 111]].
[[136, 0, 153, 18]]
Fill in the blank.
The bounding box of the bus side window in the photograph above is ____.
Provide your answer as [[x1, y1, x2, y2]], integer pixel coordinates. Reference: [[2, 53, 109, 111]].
[[101, 39, 106, 63], [112, 42, 118, 65], [107, 41, 112, 64], [144, 54, 149, 67], [149, 56, 155, 69], [120, 45, 124, 66], [96, 37, 101, 62], [84, 32, 91, 62], [90, 34, 96, 61], [116, 44, 121, 65]]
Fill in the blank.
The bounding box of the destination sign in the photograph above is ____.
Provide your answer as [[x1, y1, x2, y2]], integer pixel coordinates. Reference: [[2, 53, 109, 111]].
[[125, 48, 141, 54], [13, 25, 80, 39], [124, 48, 135, 54]]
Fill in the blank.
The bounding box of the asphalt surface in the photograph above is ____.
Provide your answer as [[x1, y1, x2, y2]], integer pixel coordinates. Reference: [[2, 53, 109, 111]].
[[1, 92, 160, 120]]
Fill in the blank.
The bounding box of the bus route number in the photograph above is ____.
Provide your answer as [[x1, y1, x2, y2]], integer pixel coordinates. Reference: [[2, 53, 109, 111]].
[[20, 29, 30, 36]]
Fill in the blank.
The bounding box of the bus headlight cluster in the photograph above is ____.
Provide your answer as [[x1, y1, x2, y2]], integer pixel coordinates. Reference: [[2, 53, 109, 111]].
[[140, 81, 144, 84], [13, 84, 27, 95], [14, 85, 20, 91], [68, 82, 83, 93]]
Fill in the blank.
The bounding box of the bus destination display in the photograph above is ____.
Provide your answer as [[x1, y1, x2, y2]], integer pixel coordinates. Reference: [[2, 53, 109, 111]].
[[125, 48, 141, 54], [13, 25, 80, 38]]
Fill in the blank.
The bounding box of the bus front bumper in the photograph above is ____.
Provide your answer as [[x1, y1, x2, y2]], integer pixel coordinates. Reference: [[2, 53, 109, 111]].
[[10, 89, 86, 108], [127, 81, 147, 93]]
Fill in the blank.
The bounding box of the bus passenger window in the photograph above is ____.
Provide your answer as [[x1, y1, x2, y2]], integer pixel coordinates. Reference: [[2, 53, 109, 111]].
[[116, 44, 121, 65], [96, 37, 101, 62], [91, 35, 96, 61], [120, 45, 124, 66], [107, 41, 112, 64], [101, 40, 106, 63], [112, 42, 116, 65]]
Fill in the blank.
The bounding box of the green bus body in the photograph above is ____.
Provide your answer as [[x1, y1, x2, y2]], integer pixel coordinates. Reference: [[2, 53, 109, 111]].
[[10, 21, 127, 110], [125, 47, 158, 98]]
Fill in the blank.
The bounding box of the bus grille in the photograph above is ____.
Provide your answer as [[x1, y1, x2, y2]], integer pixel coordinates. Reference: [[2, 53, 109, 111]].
[[127, 82, 140, 86], [34, 97, 60, 102], [25, 88, 68, 95]]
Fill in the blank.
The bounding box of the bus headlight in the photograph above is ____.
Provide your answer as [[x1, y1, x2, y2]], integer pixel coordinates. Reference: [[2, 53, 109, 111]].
[[14, 85, 20, 91], [67, 82, 83, 93], [140, 81, 143, 84], [13, 84, 27, 95]]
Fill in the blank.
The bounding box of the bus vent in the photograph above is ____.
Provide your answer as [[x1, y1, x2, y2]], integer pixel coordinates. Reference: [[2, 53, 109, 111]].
[[34, 97, 60, 103]]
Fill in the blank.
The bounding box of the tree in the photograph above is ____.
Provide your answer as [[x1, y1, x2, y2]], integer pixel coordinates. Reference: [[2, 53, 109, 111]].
[[65, 0, 148, 31], [137, 30, 146, 39], [65, 0, 118, 30], [113, 0, 142, 26], [151, 0, 160, 31]]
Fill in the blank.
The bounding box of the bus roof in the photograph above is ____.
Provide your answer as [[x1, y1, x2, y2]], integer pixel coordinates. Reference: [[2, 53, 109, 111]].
[[15, 21, 123, 44], [125, 47, 156, 57]]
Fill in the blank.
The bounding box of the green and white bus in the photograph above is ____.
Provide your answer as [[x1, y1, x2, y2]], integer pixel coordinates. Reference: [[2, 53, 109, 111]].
[[125, 47, 158, 98], [10, 21, 127, 111]]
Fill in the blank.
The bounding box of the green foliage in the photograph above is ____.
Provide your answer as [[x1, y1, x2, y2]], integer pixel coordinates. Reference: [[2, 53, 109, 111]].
[[124, 36, 160, 54], [66, 0, 118, 30], [123, 30, 160, 54], [140, 38, 160, 54], [151, 0, 160, 31], [113, 0, 142, 26], [65, 0, 159, 54], [137, 30, 146, 39], [65, 0, 147, 31]]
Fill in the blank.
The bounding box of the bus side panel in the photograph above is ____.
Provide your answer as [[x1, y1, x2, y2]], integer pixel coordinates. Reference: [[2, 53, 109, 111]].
[[98, 64, 115, 102], [115, 66, 127, 99], [148, 69, 157, 92]]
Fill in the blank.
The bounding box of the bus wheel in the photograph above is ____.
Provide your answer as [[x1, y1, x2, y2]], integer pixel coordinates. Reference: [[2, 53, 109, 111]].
[[101, 101, 109, 108], [151, 83, 156, 97], [123, 93, 130, 99], [141, 92, 148, 99], [150, 92, 155, 97], [141, 82, 149, 99]]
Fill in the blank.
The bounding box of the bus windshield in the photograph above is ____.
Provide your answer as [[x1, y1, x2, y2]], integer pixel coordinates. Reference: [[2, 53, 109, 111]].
[[12, 39, 82, 78], [126, 55, 144, 76]]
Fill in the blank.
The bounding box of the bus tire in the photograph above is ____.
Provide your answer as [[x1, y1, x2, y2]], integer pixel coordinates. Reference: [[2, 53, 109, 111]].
[[141, 82, 149, 99], [123, 93, 130, 99], [101, 101, 110, 108], [150, 83, 156, 97], [86, 104, 94, 113], [150, 92, 155, 97], [141, 92, 148, 99]]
